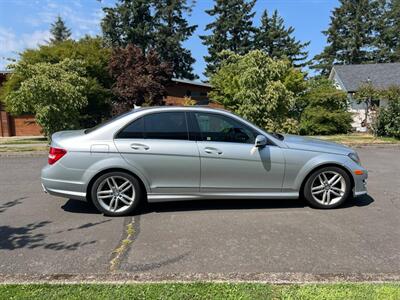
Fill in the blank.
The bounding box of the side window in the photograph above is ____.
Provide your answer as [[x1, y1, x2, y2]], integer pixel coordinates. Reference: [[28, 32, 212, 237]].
[[116, 117, 144, 139], [193, 112, 257, 144], [144, 112, 188, 140]]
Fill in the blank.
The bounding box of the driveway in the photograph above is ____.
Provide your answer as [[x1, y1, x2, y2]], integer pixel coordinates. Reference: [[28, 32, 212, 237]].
[[0, 146, 399, 280]]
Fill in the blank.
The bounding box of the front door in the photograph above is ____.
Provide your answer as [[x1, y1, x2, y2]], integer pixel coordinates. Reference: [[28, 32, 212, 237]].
[[190, 112, 285, 193], [114, 111, 200, 193]]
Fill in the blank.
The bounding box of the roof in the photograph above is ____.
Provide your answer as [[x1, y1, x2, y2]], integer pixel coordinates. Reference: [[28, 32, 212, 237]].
[[330, 63, 400, 92], [0, 70, 11, 74], [172, 78, 211, 88]]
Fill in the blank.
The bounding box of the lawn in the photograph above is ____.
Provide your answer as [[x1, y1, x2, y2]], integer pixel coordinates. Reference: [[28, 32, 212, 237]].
[[0, 146, 48, 153], [310, 133, 400, 146], [0, 137, 47, 145], [0, 283, 399, 300]]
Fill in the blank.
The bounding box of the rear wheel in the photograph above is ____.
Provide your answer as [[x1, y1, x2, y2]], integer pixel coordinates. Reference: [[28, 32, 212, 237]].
[[91, 171, 143, 216], [303, 166, 351, 209]]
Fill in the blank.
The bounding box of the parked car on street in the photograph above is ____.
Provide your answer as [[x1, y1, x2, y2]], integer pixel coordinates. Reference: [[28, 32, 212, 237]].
[[42, 107, 368, 216]]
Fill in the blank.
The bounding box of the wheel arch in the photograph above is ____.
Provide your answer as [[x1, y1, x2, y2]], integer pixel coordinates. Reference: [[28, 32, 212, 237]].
[[299, 163, 355, 197], [86, 168, 149, 203]]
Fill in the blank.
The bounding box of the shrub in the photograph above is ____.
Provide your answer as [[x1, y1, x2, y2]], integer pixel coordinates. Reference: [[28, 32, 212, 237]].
[[210, 50, 306, 133], [299, 78, 352, 135], [4, 59, 88, 138], [374, 86, 400, 138]]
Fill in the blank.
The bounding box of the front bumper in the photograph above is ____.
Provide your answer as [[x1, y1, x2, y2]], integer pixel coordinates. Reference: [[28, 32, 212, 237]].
[[353, 168, 368, 197]]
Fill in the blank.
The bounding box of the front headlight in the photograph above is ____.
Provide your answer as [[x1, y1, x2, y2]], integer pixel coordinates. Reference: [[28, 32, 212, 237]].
[[348, 152, 361, 165]]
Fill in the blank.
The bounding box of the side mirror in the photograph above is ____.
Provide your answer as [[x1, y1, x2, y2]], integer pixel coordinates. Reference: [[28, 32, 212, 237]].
[[255, 135, 267, 148]]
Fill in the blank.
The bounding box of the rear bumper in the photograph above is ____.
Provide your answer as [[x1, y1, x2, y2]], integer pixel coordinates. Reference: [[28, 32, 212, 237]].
[[41, 164, 87, 201], [41, 180, 86, 200]]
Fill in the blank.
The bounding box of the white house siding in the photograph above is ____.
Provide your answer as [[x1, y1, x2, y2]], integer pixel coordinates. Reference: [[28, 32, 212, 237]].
[[331, 72, 386, 132]]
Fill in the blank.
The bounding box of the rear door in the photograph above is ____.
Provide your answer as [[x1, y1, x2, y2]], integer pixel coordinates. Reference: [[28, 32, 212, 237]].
[[114, 111, 200, 193], [189, 112, 285, 193]]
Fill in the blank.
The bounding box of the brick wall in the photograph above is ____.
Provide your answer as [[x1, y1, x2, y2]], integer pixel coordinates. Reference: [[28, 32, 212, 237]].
[[0, 110, 11, 137], [12, 115, 42, 136]]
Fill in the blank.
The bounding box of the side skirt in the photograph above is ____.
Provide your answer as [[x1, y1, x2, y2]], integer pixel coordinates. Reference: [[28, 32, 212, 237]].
[[147, 192, 299, 203]]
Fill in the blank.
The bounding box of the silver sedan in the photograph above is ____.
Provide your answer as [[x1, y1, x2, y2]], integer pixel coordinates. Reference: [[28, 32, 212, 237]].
[[41, 107, 368, 216]]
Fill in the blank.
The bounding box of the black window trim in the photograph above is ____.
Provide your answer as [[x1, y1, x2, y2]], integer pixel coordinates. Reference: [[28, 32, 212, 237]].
[[114, 111, 190, 141], [188, 111, 276, 146]]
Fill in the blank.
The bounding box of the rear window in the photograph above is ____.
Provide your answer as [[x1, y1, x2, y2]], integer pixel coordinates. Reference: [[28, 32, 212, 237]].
[[84, 110, 136, 134], [116, 112, 189, 140], [116, 117, 144, 139]]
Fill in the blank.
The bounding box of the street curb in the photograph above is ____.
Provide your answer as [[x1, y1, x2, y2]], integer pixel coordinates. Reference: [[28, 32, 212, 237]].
[[0, 273, 399, 284]]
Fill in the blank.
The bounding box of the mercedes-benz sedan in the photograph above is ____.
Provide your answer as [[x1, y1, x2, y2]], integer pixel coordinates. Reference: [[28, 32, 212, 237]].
[[41, 107, 368, 216]]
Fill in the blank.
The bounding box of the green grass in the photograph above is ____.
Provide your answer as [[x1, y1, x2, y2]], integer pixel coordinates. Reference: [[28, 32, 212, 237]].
[[0, 146, 48, 152], [0, 283, 399, 300], [310, 133, 400, 146], [0, 137, 47, 145]]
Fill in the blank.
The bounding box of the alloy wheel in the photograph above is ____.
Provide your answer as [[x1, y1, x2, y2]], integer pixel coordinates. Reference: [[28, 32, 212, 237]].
[[311, 171, 346, 206], [96, 176, 136, 213]]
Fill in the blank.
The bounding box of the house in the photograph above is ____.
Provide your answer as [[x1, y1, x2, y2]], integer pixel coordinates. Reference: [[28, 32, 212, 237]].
[[0, 72, 218, 137], [329, 63, 400, 132]]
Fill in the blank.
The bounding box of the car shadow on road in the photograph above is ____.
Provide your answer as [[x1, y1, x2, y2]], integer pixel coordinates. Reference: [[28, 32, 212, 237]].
[[61, 195, 374, 216], [134, 194, 375, 215], [61, 199, 100, 214]]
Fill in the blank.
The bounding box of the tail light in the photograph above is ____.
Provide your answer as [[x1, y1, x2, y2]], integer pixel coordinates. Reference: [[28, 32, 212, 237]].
[[48, 147, 67, 165]]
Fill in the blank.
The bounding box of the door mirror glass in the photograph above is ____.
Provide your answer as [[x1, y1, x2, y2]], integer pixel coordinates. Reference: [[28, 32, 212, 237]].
[[255, 135, 267, 147]]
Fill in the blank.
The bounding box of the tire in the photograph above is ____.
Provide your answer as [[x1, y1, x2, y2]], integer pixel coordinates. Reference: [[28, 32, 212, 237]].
[[303, 166, 351, 209], [91, 171, 143, 216]]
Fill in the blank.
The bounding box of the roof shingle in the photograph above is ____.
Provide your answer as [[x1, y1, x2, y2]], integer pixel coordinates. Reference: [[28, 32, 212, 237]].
[[331, 63, 400, 92]]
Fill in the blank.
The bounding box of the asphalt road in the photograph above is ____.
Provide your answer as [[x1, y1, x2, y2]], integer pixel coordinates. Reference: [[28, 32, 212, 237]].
[[0, 146, 399, 280]]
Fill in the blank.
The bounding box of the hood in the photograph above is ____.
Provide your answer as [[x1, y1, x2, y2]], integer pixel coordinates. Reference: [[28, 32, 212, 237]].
[[282, 134, 352, 155]]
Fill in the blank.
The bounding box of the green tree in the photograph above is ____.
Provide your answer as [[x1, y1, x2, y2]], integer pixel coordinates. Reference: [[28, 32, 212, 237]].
[[201, 0, 256, 77], [210, 50, 304, 133], [109, 44, 173, 114], [374, 86, 400, 138], [4, 59, 88, 138], [49, 16, 72, 43], [255, 10, 310, 68], [354, 82, 380, 129], [153, 0, 198, 79], [0, 37, 112, 128], [373, 0, 400, 62], [299, 78, 352, 135], [101, 0, 197, 79], [312, 0, 376, 75], [102, 0, 154, 52]]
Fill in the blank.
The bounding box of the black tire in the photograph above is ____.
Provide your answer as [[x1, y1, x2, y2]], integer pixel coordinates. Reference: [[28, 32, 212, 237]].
[[91, 171, 143, 216], [303, 166, 352, 209]]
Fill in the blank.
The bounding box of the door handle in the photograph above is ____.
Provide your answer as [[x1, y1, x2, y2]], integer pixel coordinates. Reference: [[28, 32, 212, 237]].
[[130, 143, 150, 150], [204, 147, 223, 155]]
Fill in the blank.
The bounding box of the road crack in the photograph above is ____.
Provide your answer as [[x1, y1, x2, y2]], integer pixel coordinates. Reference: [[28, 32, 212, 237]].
[[109, 216, 135, 272]]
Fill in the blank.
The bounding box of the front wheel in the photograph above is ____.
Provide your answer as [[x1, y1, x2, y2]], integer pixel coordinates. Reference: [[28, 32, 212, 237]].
[[303, 166, 351, 209], [91, 171, 143, 216]]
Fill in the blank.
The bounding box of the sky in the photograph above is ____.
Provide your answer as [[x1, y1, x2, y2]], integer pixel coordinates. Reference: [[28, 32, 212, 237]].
[[0, 0, 339, 79]]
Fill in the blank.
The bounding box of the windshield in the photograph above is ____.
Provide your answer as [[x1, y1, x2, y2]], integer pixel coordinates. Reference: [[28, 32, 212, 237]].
[[84, 110, 137, 134]]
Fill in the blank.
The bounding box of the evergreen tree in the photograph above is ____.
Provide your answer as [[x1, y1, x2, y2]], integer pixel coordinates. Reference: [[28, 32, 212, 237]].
[[153, 0, 198, 79], [201, 0, 256, 77], [101, 0, 154, 53], [101, 0, 197, 79], [255, 9, 310, 67], [373, 0, 400, 62], [49, 16, 71, 43], [312, 0, 375, 75]]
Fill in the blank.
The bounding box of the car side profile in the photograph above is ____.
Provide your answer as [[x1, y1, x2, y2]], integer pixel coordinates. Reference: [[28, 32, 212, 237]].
[[41, 107, 368, 216]]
